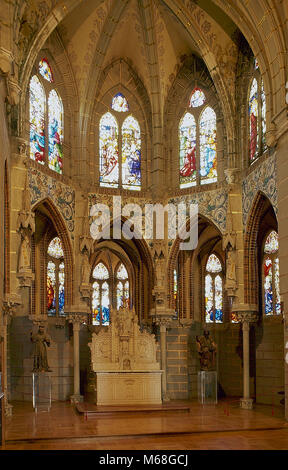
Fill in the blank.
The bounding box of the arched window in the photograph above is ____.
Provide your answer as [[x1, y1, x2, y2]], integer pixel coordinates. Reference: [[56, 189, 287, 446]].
[[263, 231, 281, 316], [116, 263, 130, 309], [205, 254, 223, 323], [122, 116, 141, 190], [99, 94, 141, 190], [199, 106, 217, 185], [29, 75, 46, 164], [29, 58, 64, 173], [179, 88, 217, 188], [92, 262, 110, 326], [47, 237, 65, 316], [173, 268, 178, 316], [48, 90, 64, 173], [248, 60, 267, 163], [179, 112, 196, 188]]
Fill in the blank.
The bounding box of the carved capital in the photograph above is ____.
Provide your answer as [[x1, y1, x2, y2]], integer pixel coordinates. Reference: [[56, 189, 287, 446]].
[[224, 168, 240, 185], [234, 312, 258, 324], [67, 313, 87, 326]]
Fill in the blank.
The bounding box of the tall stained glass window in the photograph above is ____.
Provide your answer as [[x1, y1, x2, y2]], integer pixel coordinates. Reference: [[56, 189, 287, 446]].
[[200, 107, 217, 184], [179, 88, 217, 188], [48, 90, 64, 174], [99, 95, 141, 190], [29, 76, 46, 164], [99, 112, 119, 188], [248, 60, 267, 164], [112, 92, 129, 112], [29, 59, 64, 172], [92, 262, 110, 325], [205, 254, 223, 323], [47, 237, 65, 316], [263, 231, 281, 315], [249, 78, 258, 162], [116, 263, 129, 309], [122, 116, 141, 190], [179, 113, 197, 188]]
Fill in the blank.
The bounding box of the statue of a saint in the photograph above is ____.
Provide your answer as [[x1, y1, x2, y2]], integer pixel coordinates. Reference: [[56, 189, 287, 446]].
[[81, 251, 90, 285], [31, 325, 52, 372], [196, 331, 217, 371], [19, 233, 31, 271], [226, 245, 236, 283]]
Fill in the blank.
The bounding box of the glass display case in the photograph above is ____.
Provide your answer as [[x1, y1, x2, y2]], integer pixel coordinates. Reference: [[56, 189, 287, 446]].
[[198, 370, 217, 405], [32, 373, 52, 413]]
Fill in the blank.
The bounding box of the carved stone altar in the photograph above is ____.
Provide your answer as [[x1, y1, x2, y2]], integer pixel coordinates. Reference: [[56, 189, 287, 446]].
[[88, 307, 162, 405]]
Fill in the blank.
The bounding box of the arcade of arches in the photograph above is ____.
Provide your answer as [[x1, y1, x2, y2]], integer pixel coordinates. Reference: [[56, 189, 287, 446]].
[[0, 0, 288, 447]]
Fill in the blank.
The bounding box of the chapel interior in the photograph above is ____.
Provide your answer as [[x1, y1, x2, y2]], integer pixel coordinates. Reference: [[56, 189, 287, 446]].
[[0, 0, 288, 451]]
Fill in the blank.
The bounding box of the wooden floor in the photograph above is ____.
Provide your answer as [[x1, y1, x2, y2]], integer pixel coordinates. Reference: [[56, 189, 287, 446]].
[[1, 399, 288, 450]]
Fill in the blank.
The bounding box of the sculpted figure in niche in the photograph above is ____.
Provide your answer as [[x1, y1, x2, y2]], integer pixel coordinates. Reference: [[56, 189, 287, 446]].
[[31, 325, 52, 372], [226, 245, 236, 284], [19, 233, 31, 271], [81, 251, 90, 285], [196, 330, 217, 371]]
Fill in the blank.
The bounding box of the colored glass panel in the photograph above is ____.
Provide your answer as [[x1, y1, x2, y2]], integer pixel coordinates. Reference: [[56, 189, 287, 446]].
[[117, 281, 123, 310], [264, 257, 273, 315], [179, 112, 197, 188], [174, 269, 178, 303], [205, 274, 214, 323], [47, 261, 56, 315], [254, 58, 259, 70], [99, 113, 119, 188], [261, 79, 267, 150], [39, 58, 53, 83], [29, 75, 45, 164], [111, 92, 129, 112], [48, 90, 64, 174], [200, 107, 217, 184], [206, 254, 222, 273], [101, 281, 110, 325], [59, 262, 65, 315], [92, 281, 100, 325], [215, 275, 223, 323], [264, 231, 279, 254], [275, 258, 281, 314], [47, 237, 64, 259], [93, 262, 109, 280], [116, 263, 128, 280], [122, 115, 141, 190], [249, 78, 258, 162], [189, 87, 206, 108]]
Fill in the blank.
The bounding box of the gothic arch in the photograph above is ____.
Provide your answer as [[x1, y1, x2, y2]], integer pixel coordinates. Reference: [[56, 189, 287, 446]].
[[244, 191, 277, 306]]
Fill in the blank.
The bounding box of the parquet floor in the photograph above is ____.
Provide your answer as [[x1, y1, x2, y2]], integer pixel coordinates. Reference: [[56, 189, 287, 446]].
[[1, 399, 288, 450]]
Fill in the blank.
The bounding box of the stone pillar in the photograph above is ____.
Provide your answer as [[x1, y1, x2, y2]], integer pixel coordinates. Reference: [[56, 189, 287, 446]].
[[155, 318, 171, 402], [235, 311, 257, 409], [67, 312, 87, 404]]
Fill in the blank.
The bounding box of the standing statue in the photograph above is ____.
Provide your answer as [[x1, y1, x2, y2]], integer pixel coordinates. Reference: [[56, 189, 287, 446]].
[[226, 245, 236, 284], [18, 233, 31, 271], [196, 330, 217, 371], [81, 251, 90, 285], [31, 325, 52, 372]]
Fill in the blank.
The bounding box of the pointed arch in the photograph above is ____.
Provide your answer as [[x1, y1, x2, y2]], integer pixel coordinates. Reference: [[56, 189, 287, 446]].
[[249, 77, 259, 162]]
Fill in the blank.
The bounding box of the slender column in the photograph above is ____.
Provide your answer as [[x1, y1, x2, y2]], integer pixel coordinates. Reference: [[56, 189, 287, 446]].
[[155, 318, 171, 402], [1, 300, 17, 416], [67, 313, 86, 404], [236, 311, 257, 409]]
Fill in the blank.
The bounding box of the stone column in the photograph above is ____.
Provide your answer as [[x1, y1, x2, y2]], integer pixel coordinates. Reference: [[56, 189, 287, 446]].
[[67, 312, 87, 404], [155, 318, 171, 402], [235, 311, 257, 409]]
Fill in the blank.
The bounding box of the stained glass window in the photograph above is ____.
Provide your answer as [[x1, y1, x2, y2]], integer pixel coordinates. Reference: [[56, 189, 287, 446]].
[[190, 87, 206, 108], [122, 116, 141, 190], [261, 79, 266, 150], [249, 78, 259, 162], [47, 237, 65, 316], [112, 92, 129, 112], [92, 263, 110, 325], [99, 112, 119, 188], [47, 237, 64, 259], [263, 231, 281, 316], [48, 90, 64, 174], [200, 107, 217, 184], [205, 254, 223, 323], [29, 75, 46, 164], [179, 113, 197, 188], [116, 263, 129, 309], [39, 58, 53, 83]]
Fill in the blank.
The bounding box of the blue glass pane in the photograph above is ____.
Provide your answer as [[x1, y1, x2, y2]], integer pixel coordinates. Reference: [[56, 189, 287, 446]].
[[215, 309, 223, 322]]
